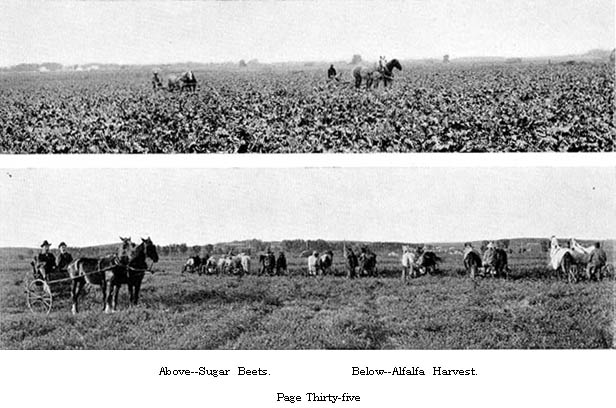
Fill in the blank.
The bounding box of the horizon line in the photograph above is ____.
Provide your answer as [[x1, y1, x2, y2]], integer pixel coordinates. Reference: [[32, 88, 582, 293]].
[[2, 236, 613, 251], [2, 48, 613, 69]]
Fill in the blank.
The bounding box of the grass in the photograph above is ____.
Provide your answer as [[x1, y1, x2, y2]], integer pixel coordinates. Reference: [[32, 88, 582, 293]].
[[1, 249, 613, 349]]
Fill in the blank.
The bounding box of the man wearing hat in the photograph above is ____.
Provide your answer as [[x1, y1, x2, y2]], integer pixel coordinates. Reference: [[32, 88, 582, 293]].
[[56, 242, 73, 273], [35, 240, 56, 280]]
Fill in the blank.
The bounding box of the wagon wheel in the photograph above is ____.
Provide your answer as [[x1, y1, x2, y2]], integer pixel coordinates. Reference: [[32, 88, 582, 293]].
[[26, 279, 52, 314]]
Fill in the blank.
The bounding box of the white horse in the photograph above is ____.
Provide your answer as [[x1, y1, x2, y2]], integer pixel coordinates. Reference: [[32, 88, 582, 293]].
[[549, 236, 578, 282]]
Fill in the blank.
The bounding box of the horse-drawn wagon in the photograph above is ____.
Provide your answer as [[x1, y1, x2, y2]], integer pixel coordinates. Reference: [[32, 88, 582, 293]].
[[25, 261, 89, 314], [25, 238, 159, 315]]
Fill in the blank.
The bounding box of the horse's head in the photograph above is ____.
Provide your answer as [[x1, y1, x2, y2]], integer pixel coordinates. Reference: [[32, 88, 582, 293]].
[[141, 237, 159, 263], [119, 236, 133, 248], [387, 59, 402, 72], [117, 237, 135, 263]]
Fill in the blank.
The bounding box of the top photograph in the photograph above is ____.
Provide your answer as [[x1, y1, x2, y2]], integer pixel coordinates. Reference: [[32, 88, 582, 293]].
[[0, 0, 614, 153]]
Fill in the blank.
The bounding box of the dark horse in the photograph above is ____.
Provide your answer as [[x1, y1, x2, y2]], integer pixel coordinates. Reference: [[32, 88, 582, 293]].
[[417, 251, 441, 275], [126, 237, 159, 306], [483, 248, 509, 278], [463, 250, 482, 279], [352, 58, 402, 89], [359, 249, 378, 277], [167, 71, 197, 92], [67, 237, 158, 314]]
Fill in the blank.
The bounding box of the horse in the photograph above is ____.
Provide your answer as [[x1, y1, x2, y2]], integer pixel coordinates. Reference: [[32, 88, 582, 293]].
[[463, 249, 482, 279], [217, 256, 232, 274], [65, 237, 132, 314], [570, 238, 594, 279], [375, 58, 402, 88], [182, 255, 202, 274], [549, 236, 578, 283], [125, 237, 159, 306], [319, 251, 334, 275], [481, 247, 509, 278], [167, 70, 197, 92], [416, 251, 441, 275], [202, 256, 218, 274], [352, 58, 402, 89], [359, 249, 377, 277], [66, 237, 157, 314]]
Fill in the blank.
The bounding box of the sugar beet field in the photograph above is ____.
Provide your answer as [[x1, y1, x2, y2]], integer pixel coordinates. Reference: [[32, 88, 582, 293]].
[[1, 62, 614, 153], [1, 247, 613, 349]]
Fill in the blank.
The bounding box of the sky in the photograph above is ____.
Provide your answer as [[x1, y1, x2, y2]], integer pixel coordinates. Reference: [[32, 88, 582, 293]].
[[0, 167, 614, 247], [0, 0, 613, 66]]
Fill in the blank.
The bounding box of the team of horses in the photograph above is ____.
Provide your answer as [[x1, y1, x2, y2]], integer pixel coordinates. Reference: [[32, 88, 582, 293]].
[[463, 246, 510, 279], [352, 57, 403, 89], [64, 237, 159, 314], [152, 70, 198, 92]]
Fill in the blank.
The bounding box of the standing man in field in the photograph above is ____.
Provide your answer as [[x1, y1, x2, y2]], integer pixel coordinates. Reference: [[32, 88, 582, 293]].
[[56, 242, 73, 274], [308, 251, 319, 276], [276, 251, 287, 276], [587, 242, 607, 281], [401, 246, 416, 282], [327, 64, 339, 81], [34, 240, 56, 280], [346, 247, 358, 279]]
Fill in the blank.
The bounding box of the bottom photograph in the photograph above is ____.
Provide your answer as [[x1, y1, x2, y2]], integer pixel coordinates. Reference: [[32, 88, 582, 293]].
[[0, 166, 614, 349]]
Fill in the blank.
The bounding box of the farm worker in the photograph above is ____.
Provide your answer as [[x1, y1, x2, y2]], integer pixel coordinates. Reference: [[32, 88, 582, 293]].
[[266, 248, 276, 274], [308, 251, 319, 276], [56, 242, 73, 273], [586, 242, 607, 281], [276, 251, 287, 276], [327, 64, 339, 81], [260, 248, 276, 275], [346, 248, 358, 279], [483, 242, 497, 275], [401, 246, 416, 282], [35, 240, 56, 280]]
